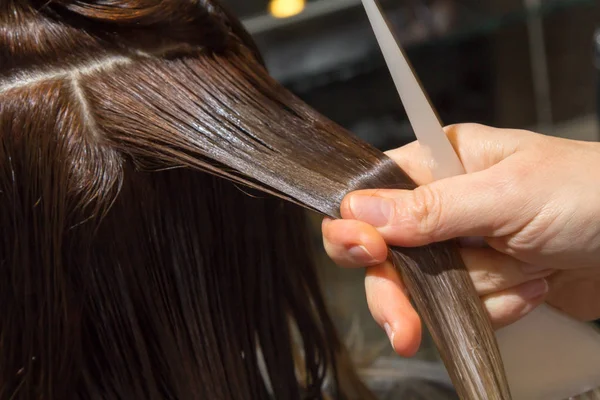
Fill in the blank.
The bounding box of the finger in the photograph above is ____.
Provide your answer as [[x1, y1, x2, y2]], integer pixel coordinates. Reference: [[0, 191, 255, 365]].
[[321, 218, 388, 268], [462, 248, 555, 296], [384, 123, 527, 185], [365, 262, 422, 357], [483, 278, 549, 329], [340, 163, 532, 247], [384, 141, 433, 185]]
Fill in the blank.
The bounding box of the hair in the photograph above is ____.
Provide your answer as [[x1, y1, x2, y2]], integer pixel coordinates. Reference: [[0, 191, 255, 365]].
[[0, 1, 511, 399]]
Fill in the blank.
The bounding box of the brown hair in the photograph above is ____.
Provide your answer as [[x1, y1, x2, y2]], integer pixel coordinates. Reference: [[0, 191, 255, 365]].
[[0, 1, 510, 399]]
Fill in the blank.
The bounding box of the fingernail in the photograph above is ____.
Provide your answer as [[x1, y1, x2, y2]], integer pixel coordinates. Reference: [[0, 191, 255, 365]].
[[349, 195, 395, 227], [347, 245, 375, 265], [384, 322, 396, 350], [519, 278, 549, 299], [521, 264, 553, 275]]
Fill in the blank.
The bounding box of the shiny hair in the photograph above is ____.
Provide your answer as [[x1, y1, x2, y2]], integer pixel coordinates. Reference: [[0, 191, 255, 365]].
[[0, 1, 510, 399]]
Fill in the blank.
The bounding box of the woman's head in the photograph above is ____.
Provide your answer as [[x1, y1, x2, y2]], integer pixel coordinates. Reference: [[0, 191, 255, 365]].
[[1, 1, 510, 399], [0, 2, 377, 398]]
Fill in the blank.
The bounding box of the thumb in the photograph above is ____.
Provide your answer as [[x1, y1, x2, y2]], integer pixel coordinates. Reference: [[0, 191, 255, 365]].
[[340, 167, 520, 246]]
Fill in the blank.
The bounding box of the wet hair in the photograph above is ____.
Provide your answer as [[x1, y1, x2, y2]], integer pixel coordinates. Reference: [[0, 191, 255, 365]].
[[0, 1, 510, 399]]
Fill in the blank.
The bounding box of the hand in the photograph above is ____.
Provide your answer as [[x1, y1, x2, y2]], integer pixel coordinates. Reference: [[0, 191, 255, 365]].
[[322, 123, 600, 357]]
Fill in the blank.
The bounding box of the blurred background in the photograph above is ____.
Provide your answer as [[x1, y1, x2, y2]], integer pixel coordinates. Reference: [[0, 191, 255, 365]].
[[223, 0, 600, 397]]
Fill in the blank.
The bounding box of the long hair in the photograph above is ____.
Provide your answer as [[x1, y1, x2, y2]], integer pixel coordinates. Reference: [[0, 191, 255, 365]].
[[0, 1, 510, 399]]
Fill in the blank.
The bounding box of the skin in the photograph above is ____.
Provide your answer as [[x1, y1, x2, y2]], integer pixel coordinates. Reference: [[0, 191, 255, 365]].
[[322, 123, 600, 357]]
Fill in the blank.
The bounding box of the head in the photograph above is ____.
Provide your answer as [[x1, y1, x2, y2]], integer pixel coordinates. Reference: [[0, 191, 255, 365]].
[[0, 1, 510, 399]]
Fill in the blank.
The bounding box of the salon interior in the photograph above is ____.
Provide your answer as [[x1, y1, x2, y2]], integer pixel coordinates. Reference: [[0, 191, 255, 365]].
[[223, 0, 600, 398]]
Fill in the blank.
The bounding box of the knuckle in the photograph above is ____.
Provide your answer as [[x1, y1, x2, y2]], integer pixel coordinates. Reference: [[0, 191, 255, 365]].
[[444, 122, 488, 142], [409, 186, 444, 239], [480, 270, 509, 294], [477, 268, 500, 289], [488, 166, 518, 194]]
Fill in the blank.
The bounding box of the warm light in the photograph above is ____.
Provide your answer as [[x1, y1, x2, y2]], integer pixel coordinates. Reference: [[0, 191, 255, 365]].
[[268, 0, 306, 19]]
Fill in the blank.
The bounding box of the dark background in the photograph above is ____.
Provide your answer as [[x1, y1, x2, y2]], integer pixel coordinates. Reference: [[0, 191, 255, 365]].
[[223, 0, 599, 150]]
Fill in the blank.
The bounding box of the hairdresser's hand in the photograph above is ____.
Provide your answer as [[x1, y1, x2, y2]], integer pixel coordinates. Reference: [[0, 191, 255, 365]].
[[321, 123, 600, 357]]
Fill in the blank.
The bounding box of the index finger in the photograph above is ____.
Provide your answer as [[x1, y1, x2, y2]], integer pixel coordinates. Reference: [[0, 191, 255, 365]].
[[385, 123, 527, 185]]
